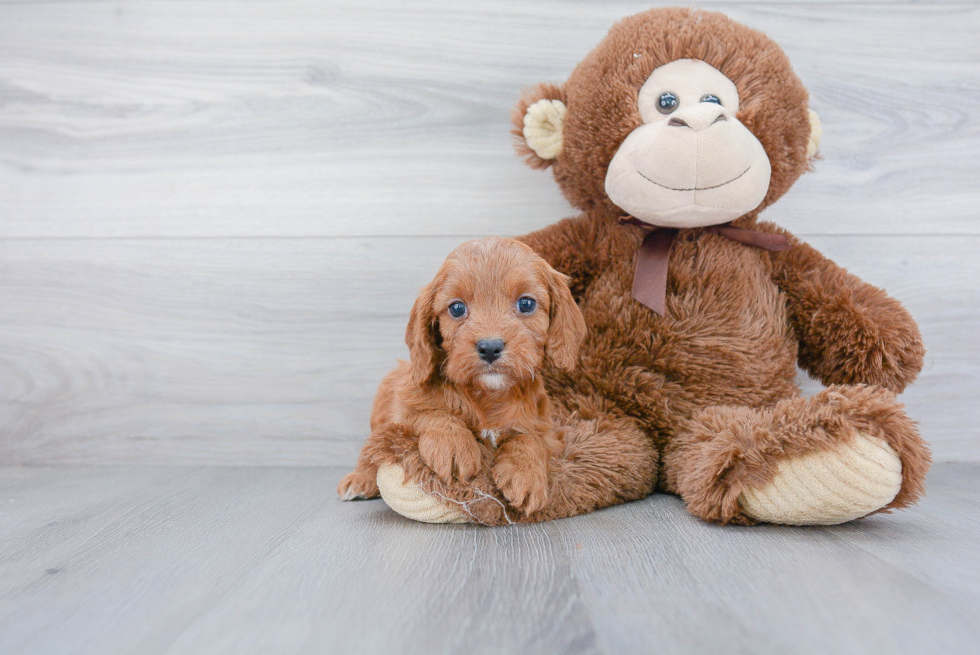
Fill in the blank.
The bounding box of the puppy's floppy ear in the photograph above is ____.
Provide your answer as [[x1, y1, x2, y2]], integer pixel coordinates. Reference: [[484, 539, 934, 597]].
[[405, 281, 442, 386], [543, 262, 587, 371], [512, 82, 567, 170]]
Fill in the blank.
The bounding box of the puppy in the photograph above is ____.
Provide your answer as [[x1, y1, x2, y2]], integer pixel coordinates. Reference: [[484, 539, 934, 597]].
[[337, 237, 586, 514]]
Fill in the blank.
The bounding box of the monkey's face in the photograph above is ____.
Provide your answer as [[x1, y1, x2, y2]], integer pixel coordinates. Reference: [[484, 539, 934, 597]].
[[604, 59, 772, 228], [514, 8, 819, 221]]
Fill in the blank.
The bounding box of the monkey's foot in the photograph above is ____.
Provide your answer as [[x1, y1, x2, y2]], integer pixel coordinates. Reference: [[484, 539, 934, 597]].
[[739, 432, 903, 526], [376, 464, 472, 524]]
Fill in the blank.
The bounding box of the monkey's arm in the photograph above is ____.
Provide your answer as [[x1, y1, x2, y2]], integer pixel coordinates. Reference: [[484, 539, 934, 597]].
[[518, 215, 599, 300], [762, 222, 925, 393]]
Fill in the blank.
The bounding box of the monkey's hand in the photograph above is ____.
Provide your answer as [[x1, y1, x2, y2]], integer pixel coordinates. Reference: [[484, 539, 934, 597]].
[[767, 223, 925, 393]]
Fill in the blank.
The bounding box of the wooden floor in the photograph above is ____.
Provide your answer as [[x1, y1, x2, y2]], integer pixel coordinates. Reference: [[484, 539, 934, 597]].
[[1, 462, 978, 655]]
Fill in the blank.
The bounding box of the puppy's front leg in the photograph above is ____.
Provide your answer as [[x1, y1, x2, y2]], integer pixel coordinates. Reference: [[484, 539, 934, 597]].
[[338, 466, 380, 501], [416, 412, 482, 483], [337, 434, 383, 501], [493, 431, 551, 514]]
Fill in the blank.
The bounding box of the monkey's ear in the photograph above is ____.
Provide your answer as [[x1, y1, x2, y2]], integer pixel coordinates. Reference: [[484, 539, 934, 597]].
[[512, 83, 567, 169], [543, 263, 587, 371], [806, 109, 822, 159], [405, 282, 441, 387]]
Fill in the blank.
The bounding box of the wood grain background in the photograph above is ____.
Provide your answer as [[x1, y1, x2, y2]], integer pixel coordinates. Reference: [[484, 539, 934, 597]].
[[1, 0, 977, 465]]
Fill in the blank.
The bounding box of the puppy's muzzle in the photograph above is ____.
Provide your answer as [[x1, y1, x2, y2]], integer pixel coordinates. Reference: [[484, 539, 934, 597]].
[[476, 338, 505, 364]]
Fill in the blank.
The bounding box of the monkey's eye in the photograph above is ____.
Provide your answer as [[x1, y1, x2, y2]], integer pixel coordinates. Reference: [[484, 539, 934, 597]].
[[657, 92, 678, 114], [448, 301, 467, 318], [700, 94, 722, 105], [517, 297, 537, 314]]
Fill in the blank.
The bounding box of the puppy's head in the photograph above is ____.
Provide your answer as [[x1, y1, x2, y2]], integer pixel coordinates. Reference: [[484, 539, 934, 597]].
[[406, 237, 586, 391]]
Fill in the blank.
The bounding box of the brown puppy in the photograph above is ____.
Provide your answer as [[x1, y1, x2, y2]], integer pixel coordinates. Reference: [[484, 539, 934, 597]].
[[338, 237, 586, 514]]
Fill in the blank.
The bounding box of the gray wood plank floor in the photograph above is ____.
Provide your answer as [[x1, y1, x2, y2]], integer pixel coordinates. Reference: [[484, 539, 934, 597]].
[[1, 463, 978, 655]]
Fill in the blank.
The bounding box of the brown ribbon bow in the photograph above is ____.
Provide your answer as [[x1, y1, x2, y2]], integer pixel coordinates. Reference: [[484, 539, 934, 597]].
[[618, 216, 791, 315]]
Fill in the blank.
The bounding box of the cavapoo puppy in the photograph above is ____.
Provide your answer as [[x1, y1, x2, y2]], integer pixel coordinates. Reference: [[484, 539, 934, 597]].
[[338, 237, 586, 515]]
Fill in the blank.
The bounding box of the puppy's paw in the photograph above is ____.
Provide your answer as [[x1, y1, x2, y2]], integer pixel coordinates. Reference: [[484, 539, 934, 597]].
[[337, 470, 380, 501], [493, 454, 549, 515], [419, 431, 482, 483]]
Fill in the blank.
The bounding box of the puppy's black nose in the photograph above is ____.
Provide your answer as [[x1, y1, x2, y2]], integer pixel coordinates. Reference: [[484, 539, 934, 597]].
[[476, 338, 505, 364]]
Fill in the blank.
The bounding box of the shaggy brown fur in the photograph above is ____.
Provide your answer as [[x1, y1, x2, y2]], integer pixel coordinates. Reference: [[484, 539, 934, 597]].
[[338, 237, 587, 516], [369, 7, 931, 525]]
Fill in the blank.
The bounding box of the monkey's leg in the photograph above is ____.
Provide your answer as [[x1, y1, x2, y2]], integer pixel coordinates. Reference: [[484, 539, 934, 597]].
[[375, 464, 473, 524], [524, 410, 658, 523], [372, 424, 502, 525], [374, 409, 659, 525], [663, 385, 931, 525]]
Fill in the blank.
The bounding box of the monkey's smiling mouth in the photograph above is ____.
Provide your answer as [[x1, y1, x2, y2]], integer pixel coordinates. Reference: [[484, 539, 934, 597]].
[[637, 166, 751, 192]]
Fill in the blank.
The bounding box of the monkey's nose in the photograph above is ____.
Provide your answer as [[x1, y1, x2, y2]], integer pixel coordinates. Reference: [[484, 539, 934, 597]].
[[476, 338, 505, 364], [668, 104, 729, 132]]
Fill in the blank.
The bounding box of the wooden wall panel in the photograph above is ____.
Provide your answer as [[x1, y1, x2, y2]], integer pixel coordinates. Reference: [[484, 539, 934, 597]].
[[0, 2, 977, 238], [1, 235, 975, 465], [0, 0, 976, 466]]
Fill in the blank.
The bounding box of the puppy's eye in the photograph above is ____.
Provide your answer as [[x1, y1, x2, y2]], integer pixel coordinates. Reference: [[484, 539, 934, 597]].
[[700, 94, 722, 105], [517, 297, 537, 314], [657, 92, 678, 114], [448, 301, 467, 319]]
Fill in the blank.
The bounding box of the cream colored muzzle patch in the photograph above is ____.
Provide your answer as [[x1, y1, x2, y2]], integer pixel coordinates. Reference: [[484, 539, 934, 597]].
[[605, 108, 772, 228], [605, 59, 773, 229]]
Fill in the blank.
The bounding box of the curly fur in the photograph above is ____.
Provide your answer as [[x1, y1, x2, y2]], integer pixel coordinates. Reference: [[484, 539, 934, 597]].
[[338, 237, 587, 519]]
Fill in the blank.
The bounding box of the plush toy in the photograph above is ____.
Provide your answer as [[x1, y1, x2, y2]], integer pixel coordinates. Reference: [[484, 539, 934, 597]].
[[373, 6, 930, 526]]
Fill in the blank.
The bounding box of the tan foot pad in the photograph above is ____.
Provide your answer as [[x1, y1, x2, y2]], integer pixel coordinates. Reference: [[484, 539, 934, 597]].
[[376, 464, 472, 524], [739, 432, 903, 526]]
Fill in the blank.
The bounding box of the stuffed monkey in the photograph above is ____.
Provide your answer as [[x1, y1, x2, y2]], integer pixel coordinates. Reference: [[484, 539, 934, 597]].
[[370, 7, 930, 526]]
